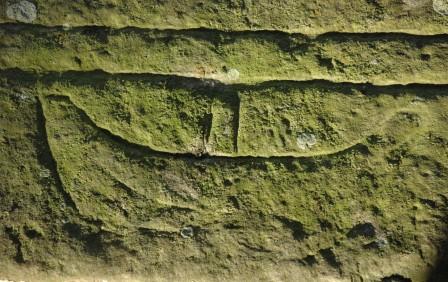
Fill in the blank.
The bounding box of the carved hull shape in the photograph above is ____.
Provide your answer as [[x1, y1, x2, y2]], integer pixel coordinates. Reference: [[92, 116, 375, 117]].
[[36, 72, 448, 157], [2, 69, 448, 280]]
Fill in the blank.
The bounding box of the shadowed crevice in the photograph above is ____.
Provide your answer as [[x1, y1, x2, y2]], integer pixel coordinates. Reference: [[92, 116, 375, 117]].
[[233, 93, 241, 154], [428, 215, 448, 281], [1, 22, 448, 39], [35, 96, 79, 211], [1, 69, 448, 97]]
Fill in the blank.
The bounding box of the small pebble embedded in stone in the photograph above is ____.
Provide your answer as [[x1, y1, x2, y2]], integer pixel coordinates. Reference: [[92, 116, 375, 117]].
[[297, 133, 317, 150], [180, 226, 194, 238], [433, 0, 448, 15], [226, 68, 240, 81], [6, 0, 37, 23]]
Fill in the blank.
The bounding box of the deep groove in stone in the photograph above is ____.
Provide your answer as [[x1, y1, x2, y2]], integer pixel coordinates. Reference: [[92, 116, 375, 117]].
[[36, 96, 79, 211], [233, 93, 241, 154], [1, 23, 448, 38], [2, 69, 448, 91]]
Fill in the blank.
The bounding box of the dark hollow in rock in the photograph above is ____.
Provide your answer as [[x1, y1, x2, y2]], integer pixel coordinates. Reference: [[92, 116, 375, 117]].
[[381, 274, 412, 282], [223, 178, 233, 187], [420, 53, 431, 61], [275, 216, 307, 241], [227, 195, 240, 209], [347, 222, 376, 238], [24, 227, 41, 239], [363, 237, 388, 250], [319, 219, 333, 231], [319, 248, 341, 269], [298, 255, 318, 266]]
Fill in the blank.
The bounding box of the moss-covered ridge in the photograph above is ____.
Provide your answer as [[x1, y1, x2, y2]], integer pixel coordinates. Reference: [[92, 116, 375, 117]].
[[1, 25, 448, 85], [1, 0, 448, 35]]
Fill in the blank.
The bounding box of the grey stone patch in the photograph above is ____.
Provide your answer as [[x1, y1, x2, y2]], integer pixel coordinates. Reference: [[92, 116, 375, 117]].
[[39, 168, 51, 179], [226, 68, 240, 81], [12, 92, 29, 101], [412, 96, 426, 104], [11, 92, 35, 103], [347, 222, 376, 238], [62, 23, 72, 31], [180, 226, 194, 238], [6, 0, 37, 23], [375, 237, 389, 249], [297, 133, 317, 150], [433, 0, 448, 15]]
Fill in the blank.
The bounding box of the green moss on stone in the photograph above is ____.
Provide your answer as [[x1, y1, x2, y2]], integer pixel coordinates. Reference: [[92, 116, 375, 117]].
[[1, 26, 448, 84], [1, 0, 447, 34]]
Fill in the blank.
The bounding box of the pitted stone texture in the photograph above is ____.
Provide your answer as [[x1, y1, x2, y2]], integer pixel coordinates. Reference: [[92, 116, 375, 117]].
[[6, 0, 37, 23]]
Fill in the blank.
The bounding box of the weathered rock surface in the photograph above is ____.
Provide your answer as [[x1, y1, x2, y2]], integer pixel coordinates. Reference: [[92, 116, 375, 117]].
[[1, 0, 448, 35], [0, 1, 448, 281], [1, 25, 448, 85]]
